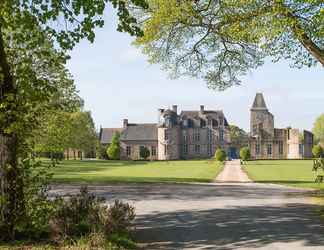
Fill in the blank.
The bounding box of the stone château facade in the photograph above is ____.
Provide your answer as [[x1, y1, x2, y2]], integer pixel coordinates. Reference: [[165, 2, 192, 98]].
[[99, 93, 314, 160], [248, 93, 313, 159], [100, 105, 231, 160]]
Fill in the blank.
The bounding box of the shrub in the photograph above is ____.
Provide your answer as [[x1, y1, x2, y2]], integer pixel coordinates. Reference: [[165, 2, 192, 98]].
[[313, 145, 324, 158], [107, 132, 120, 160], [240, 147, 251, 162], [215, 149, 226, 162], [103, 200, 135, 235], [51, 186, 136, 248], [139, 146, 150, 160]]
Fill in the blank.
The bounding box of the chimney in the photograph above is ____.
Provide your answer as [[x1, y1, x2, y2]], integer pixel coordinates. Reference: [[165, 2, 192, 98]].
[[172, 105, 177, 114], [123, 119, 128, 128], [200, 105, 205, 112]]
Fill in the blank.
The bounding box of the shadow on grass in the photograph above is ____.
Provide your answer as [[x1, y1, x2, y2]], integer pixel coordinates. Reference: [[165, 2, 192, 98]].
[[134, 204, 324, 249]]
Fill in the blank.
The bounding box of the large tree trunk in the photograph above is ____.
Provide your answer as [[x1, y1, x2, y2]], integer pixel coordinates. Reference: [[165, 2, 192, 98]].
[[0, 23, 25, 240]]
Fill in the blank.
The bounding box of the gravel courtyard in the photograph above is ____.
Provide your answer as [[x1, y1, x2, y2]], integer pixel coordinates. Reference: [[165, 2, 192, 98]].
[[50, 181, 324, 250]]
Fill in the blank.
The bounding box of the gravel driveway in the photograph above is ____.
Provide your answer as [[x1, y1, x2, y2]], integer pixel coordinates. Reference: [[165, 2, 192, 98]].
[[50, 182, 324, 250]]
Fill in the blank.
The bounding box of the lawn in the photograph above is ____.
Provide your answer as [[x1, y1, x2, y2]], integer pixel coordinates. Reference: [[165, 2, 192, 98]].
[[243, 160, 324, 189], [47, 159, 223, 184]]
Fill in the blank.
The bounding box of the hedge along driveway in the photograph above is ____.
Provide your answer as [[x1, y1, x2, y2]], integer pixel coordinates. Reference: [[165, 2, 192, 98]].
[[49, 159, 223, 184], [243, 160, 324, 189]]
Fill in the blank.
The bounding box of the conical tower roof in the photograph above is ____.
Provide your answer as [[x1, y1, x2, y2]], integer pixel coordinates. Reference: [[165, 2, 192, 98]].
[[251, 93, 267, 111]]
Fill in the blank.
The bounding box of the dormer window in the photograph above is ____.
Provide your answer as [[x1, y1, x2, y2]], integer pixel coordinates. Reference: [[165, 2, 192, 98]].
[[212, 119, 218, 127], [200, 119, 206, 128]]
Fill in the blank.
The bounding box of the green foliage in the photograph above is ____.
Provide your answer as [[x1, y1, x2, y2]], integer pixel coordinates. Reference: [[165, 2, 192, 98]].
[[52, 186, 136, 248], [215, 149, 227, 162], [132, 0, 324, 90], [140, 146, 150, 160], [0, 159, 55, 241], [96, 141, 108, 160], [107, 133, 120, 160], [229, 125, 248, 147], [313, 114, 324, 144], [312, 145, 324, 158], [240, 147, 251, 162]]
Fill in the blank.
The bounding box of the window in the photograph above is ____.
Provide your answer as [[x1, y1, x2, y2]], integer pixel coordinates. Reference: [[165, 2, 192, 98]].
[[299, 144, 304, 155], [267, 144, 272, 155], [183, 133, 188, 143], [207, 129, 212, 141], [164, 145, 168, 155], [200, 119, 206, 128], [219, 130, 224, 142], [139, 146, 145, 157], [212, 119, 218, 127], [151, 146, 156, 156], [195, 144, 200, 154], [183, 144, 188, 155], [255, 144, 260, 155], [194, 131, 200, 142], [126, 146, 131, 156], [288, 129, 290, 140], [279, 141, 283, 155], [207, 144, 212, 155], [164, 130, 169, 140]]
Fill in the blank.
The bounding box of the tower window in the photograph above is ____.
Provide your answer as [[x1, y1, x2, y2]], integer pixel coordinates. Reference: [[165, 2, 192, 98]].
[[267, 144, 272, 155], [279, 141, 283, 155], [164, 130, 169, 140], [256, 144, 260, 155]]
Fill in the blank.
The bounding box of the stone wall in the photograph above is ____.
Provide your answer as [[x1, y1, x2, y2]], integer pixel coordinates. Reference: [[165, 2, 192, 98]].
[[120, 140, 158, 160]]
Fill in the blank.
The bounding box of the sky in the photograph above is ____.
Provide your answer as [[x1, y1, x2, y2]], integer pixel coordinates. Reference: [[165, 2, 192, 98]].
[[66, 7, 324, 132]]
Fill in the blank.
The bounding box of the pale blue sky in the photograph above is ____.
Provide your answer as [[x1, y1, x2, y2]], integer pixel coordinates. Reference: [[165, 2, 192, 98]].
[[67, 8, 324, 132]]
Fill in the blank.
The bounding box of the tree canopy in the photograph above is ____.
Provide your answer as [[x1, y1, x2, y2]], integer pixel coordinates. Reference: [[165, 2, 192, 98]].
[[313, 114, 324, 144], [132, 0, 324, 90]]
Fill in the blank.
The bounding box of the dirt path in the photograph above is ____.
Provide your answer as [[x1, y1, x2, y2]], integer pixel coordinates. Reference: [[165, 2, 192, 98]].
[[216, 159, 251, 182], [50, 183, 324, 249]]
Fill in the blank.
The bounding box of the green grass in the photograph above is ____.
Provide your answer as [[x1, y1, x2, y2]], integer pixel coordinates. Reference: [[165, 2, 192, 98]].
[[243, 160, 324, 189], [47, 159, 223, 184]]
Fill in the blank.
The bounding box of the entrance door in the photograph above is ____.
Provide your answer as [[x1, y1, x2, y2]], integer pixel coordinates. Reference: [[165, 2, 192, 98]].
[[228, 147, 238, 159]]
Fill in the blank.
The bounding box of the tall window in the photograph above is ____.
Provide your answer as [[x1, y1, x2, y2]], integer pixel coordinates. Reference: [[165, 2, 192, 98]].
[[219, 130, 224, 142], [151, 146, 156, 156], [207, 129, 212, 141], [194, 131, 200, 142], [164, 130, 169, 140], [126, 146, 131, 156], [195, 144, 200, 154], [279, 141, 283, 155], [256, 144, 260, 155], [183, 133, 187, 143], [183, 144, 188, 155], [267, 144, 272, 155], [139, 146, 145, 157], [299, 144, 304, 155], [164, 145, 168, 155], [207, 144, 212, 156]]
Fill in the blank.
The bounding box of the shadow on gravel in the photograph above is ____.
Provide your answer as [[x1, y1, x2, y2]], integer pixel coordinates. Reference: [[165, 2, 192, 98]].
[[135, 204, 324, 249]]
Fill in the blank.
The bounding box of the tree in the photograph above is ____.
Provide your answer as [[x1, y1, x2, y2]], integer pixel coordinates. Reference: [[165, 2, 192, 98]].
[[240, 147, 251, 163], [0, 0, 147, 239], [215, 149, 227, 162], [107, 132, 120, 160], [229, 125, 248, 148], [312, 145, 323, 158], [313, 114, 324, 145], [140, 146, 150, 160], [131, 0, 324, 90]]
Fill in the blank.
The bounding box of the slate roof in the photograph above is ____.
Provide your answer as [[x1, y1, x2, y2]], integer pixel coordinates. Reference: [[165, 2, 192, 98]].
[[100, 128, 123, 144], [251, 93, 267, 110], [120, 123, 158, 141]]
